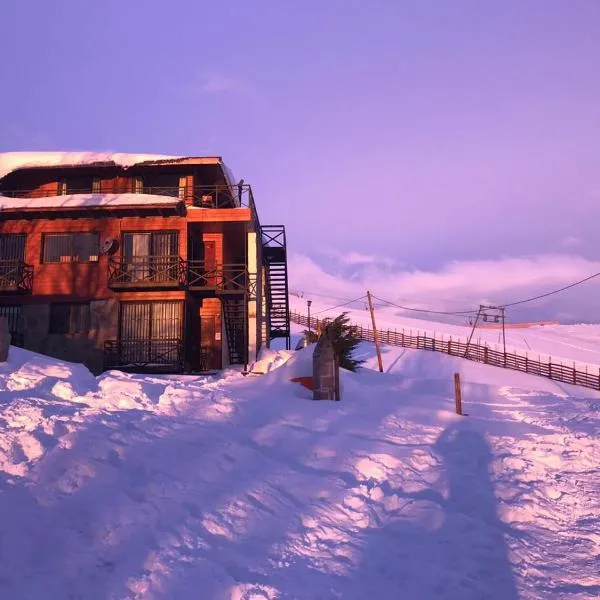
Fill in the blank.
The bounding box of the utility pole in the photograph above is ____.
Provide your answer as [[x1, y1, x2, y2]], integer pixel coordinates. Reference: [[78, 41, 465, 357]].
[[307, 299, 312, 337], [464, 305, 483, 359], [500, 306, 507, 357], [366, 290, 384, 372]]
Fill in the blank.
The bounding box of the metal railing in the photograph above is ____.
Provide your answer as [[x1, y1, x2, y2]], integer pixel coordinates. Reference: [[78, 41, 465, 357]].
[[108, 256, 185, 287], [187, 261, 249, 293], [1, 184, 257, 210], [0, 260, 34, 293], [103, 338, 184, 371]]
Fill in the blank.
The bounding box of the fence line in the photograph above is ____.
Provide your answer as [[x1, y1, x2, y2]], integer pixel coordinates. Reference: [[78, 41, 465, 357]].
[[289, 311, 600, 392]]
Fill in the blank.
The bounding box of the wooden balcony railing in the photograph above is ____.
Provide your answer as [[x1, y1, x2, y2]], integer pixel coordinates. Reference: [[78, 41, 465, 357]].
[[186, 261, 249, 293], [0, 260, 34, 293], [1, 184, 256, 210], [107, 257, 257, 296], [108, 256, 185, 289], [103, 338, 184, 371]]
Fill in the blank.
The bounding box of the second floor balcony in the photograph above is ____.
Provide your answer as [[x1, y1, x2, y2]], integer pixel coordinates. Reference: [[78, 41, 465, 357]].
[[0, 260, 34, 293], [108, 256, 186, 289], [1, 184, 256, 210], [107, 257, 256, 296]]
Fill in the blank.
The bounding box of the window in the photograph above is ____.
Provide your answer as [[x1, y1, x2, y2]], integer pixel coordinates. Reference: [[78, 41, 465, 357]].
[[92, 177, 101, 193], [49, 303, 91, 334], [178, 175, 187, 199], [0, 305, 23, 338], [0, 234, 26, 261], [120, 301, 183, 340], [58, 179, 68, 195], [134, 177, 144, 194], [42, 233, 99, 263], [122, 231, 178, 259]]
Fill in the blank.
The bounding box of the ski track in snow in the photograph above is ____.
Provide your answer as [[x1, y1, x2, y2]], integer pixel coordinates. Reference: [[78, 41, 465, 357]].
[[0, 343, 598, 599]]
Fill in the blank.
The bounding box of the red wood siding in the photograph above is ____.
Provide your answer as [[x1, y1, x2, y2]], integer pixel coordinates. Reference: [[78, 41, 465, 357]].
[[0, 215, 187, 300]]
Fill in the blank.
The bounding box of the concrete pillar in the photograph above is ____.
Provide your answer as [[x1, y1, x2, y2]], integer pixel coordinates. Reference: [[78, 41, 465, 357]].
[[247, 231, 258, 362]]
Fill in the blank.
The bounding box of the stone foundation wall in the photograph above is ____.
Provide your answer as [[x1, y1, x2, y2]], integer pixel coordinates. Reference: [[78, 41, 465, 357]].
[[21, 299, 119, 374]]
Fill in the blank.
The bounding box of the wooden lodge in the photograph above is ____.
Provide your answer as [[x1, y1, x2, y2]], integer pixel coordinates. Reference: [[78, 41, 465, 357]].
[[0, 152, 290, 374]]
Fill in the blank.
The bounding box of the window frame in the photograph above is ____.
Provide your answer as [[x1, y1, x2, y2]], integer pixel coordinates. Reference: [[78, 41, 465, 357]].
[[42, 232, 100, 264], [57, 178, 68, 196], [118, 300, 184, 341], [48, 302, 91, 335], [0, 233, 27, 261]]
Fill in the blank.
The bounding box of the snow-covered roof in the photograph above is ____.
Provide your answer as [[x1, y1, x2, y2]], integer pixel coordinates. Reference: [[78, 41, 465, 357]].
[[0, 193, 183, 212], [0, 151, 234, 183]]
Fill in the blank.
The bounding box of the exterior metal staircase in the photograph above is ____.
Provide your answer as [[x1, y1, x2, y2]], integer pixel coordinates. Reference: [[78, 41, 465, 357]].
[[222, 298, 246, 365], [261, 225, 290, 350]]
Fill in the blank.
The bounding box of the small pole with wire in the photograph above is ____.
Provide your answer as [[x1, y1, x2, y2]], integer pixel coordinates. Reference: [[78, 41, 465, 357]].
[[367, 290, 384, 372], [501, 306, 507, 357]]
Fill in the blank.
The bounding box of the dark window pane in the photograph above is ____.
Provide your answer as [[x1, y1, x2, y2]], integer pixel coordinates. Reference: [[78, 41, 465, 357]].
[[73, 233, 99, 262], [0, 234, 26, 261], [43, 233, 99, 263], [49, 303, 90, 334], [49, 304, 70, 333]]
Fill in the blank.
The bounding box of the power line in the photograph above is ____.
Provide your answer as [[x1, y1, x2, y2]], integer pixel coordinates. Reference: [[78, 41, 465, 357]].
[[498, 270, 600, 308], [371, 294, 478, 316], [312, 294, 368, 315], [290, 289, 364, 303]]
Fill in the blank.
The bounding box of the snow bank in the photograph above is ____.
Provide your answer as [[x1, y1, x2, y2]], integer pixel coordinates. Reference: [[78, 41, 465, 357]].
[[0, 342, 598, 598], [0, 192, 182, 211]]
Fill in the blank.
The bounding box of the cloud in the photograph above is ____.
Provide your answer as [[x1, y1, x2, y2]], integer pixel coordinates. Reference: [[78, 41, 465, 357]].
[[559, 236, 583, 249], [198, 74, 253, 97], [288, 252, 600, 324], [326, 250, 396, 267]]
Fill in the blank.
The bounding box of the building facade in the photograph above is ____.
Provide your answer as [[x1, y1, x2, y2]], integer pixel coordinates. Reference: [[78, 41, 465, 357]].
[[0, 152, 290, 374]]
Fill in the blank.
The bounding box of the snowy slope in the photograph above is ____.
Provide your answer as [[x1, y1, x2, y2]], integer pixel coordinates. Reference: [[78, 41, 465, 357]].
[[290, 295, 600, 372], [0, 334, 598, 599]]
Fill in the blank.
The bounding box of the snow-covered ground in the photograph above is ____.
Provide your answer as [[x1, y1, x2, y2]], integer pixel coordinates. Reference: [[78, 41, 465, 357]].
[[0, 325, 598, 599], [290, 294, 600, 373]]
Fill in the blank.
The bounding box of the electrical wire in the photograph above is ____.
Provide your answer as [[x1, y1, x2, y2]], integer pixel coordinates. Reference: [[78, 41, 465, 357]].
[[498, 271, 600, 308], [312, 294, 368, 315], [371, 294, 478, 316]]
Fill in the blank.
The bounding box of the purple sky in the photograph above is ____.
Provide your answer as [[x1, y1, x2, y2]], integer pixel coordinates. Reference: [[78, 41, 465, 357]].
[[2, 1, 600, 320]]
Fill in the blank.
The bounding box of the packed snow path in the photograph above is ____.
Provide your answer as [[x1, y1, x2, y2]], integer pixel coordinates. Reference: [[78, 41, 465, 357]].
[[0, 343, 598, 599]]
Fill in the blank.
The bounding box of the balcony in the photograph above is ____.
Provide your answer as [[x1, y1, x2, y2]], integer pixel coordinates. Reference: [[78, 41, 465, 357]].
[[104, 338, 184, 372], [0, 260, 34, 293], [187, 261, 250, 294], [108, 256, 185, 289], [1, 184, 256, 210]]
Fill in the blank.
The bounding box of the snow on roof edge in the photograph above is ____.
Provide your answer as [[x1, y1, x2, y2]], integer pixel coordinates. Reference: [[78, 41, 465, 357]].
[[0, 192, 184, 211], [0, 151, 235, 183]]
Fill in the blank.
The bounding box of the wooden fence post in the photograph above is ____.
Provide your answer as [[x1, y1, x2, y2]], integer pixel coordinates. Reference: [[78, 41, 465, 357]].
[[484, 346, 488, 364], [572, 362, 576, 385], [454, 373, 463, 416]]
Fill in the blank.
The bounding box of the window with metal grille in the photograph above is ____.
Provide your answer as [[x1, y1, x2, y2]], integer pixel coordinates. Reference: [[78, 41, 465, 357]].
[[42, 233, 99, 263], [134, 177, 144, 194], [58, 179, 68, 195], [119, 301, 183, 340], [0, 304, 23, 340], [49, 303, 91, 334], [92, 177, 101, 193], [0, 234, 26, 261]]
